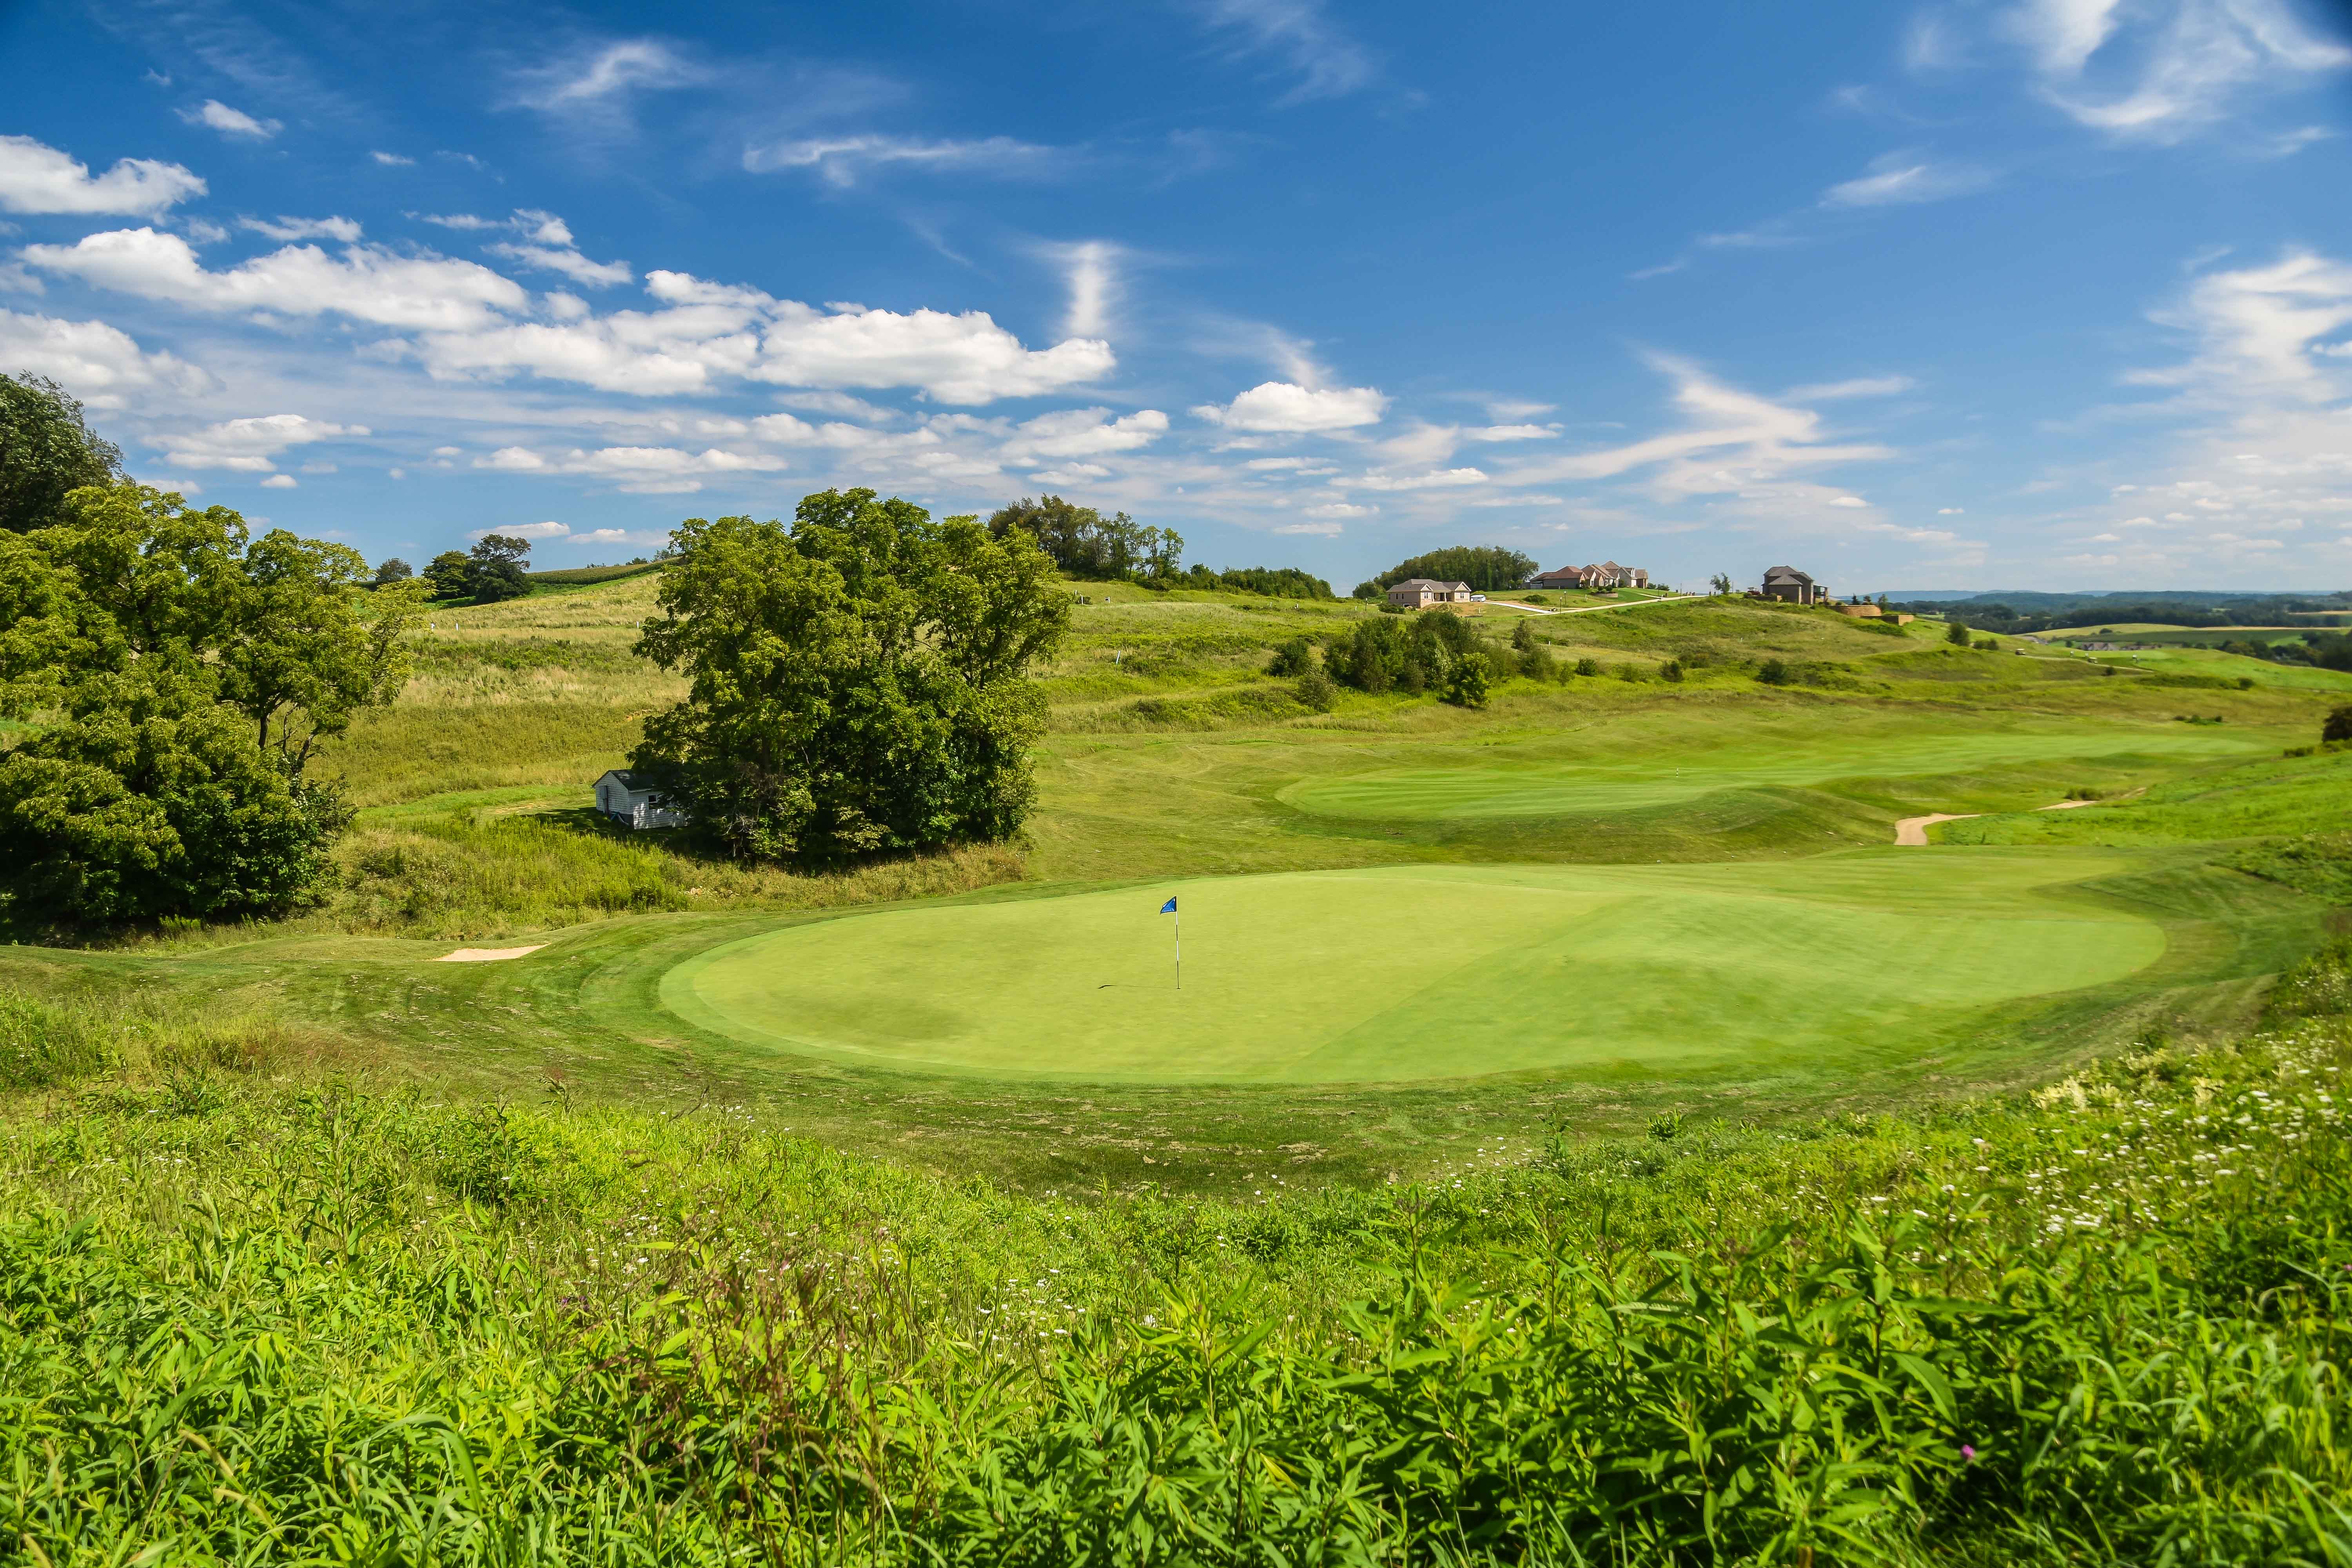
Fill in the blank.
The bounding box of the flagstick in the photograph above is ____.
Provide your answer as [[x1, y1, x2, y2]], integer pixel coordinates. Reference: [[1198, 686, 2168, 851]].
[[1174, 906, 1181, 991]]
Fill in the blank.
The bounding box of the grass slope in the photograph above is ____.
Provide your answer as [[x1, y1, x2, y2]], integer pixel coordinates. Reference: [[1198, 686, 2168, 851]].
[[1, 956, 2348, 1563]]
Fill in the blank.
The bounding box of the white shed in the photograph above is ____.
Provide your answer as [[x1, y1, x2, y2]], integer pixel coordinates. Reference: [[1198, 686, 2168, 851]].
[[594, 769, 686, 829]]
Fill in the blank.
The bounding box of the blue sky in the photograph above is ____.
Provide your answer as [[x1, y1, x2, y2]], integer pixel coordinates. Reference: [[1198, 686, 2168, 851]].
[[1, 0, 2348, 591]]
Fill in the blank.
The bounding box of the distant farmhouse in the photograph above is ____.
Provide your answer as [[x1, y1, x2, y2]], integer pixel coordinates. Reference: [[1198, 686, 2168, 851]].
[[1387, 578, 1478, 610], [595, 769, 686, 830], [1528, 561, 1650, 591], [1754, 566, 1829, 605]]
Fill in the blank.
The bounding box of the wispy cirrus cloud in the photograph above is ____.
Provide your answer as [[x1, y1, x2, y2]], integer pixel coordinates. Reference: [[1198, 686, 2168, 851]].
[[1998, 0, 2352, 141], [1820, 151, 1997, 207], [1190, 0, 1379, 105], [241, 214, 362, 242], [743, 134, 1072, 187]]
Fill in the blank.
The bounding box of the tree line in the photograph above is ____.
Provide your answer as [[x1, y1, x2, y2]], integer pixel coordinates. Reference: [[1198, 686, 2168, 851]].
[[984, 495, 1332, 599]]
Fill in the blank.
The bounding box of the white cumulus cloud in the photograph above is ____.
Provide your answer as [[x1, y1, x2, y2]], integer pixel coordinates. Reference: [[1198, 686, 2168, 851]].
[[1000, 407, 1168, 463], [180, 100, 279, 140], [23, 228, 531, 332], [1193, 380, 1388, 432], [162, 413, 367, 472], [0, 135, 205, 216], [0, 308, 214, 407]]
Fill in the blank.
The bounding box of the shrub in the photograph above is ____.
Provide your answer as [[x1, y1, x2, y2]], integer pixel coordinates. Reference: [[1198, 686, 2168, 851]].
[[1573, 657, 1600, 677], [1756, 658, 1792, 686], [1510, 619, 1538, 654], [1660, 658, 1685, 683], [1294, 669, 1336, 711], [1266, 637, 1313, 677], [2325, 705, 2352, 744], [1947, 620, 1972, 645], [1441, 652, 1492, 708]]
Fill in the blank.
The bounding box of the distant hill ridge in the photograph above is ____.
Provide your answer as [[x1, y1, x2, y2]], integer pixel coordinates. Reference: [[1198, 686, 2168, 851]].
[[1873, 589, 2325, 607]]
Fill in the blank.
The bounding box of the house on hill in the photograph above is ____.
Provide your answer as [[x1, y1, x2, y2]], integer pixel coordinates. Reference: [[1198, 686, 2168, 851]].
[[595, 769, 686, 829], [1529, 561, 1651, 591], [1387, 578, 1476, 610], [1757, 566, 1828, 604]]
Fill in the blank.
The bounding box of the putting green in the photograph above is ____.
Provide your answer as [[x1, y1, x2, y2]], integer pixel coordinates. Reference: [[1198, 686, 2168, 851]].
[[658, 855, 2167, 1084], [1276, 727, 2266, 822]]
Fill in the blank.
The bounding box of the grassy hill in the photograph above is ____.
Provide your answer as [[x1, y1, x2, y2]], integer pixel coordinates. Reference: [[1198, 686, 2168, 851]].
[[7, 567, 2352, 1560]]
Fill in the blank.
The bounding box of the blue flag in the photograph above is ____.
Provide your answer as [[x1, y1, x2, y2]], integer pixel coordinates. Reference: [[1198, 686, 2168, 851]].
[[1160, 897, 1178, 913]]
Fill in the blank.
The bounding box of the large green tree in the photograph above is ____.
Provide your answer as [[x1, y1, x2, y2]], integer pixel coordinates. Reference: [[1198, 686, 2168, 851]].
[[1352, 546, 1539, 598], [630, 489, 1069, 866], [0, 374, 122, 534], [0, 484, 416, 922], [986, 495, 1182, 582], [467, 534, 532, 603]]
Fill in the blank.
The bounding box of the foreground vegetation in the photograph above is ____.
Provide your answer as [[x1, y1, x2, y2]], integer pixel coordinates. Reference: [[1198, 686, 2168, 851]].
[[2, 943, 2348, 1562]]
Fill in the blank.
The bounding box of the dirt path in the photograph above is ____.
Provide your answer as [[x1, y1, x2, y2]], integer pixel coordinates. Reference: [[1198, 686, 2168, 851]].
[[437, 944, 547, 962], [1893, 798, 2106, 846]]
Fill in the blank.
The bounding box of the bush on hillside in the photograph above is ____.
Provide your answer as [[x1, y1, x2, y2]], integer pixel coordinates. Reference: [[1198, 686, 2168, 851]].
[[1441, 651, 1492, 707], [631, 490, 1069, 867], [1574, 657, 1600, 677], [2325, 705, 2352, 744], [1756, 658, 1792, 685], [1295, 668, 1336, 711], [1325, 609, 1490, 698], [1265, 637, 1313, 677], [1947, 619, 1972, 645]]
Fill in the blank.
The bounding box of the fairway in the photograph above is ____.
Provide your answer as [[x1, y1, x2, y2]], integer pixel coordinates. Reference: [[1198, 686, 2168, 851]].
[[659, 855, 2167, 1084], [1276, 724, 2269, 822]]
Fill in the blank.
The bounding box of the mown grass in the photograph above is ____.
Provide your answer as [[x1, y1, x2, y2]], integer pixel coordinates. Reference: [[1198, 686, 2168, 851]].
[[1, 949, 2348, 1562]]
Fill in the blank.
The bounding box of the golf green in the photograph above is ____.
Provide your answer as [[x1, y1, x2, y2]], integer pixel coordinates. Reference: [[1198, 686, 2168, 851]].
[[658, 854, 2167, 1084], [1276, 726, 2267, 822]]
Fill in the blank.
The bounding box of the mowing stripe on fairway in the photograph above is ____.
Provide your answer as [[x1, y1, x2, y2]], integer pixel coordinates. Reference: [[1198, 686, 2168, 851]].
[[657, 855, 2167, 1086], [1277, 726, 2269, 823]]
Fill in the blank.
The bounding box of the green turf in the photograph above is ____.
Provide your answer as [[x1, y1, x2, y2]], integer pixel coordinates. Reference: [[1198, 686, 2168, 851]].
[[1275, 722, 2269, 822], [659, 854, 2166, 1085]]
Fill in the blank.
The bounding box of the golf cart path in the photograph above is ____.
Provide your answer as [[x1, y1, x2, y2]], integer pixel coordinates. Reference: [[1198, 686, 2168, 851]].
[[1489, 593, 1688, 617], [1894, 799, 2103, 846]]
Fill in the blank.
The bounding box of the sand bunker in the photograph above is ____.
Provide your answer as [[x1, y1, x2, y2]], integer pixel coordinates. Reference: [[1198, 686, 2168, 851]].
[[1895, 798, 2105, 845]]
